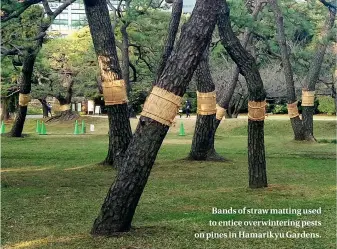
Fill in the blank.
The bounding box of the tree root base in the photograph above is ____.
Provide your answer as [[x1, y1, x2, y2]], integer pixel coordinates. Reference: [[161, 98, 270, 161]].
[[186, 150, 230, 162], [45, 111, 80, 123]]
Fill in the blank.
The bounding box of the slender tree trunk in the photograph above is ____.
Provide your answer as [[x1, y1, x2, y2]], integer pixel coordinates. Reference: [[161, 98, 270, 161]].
[[91, 0, 220, 235], [218, 0, 267, 188], [46, 82, 79, 122], [268, 0, 305, 140], [302, 8, 336, 141], [9, 51, 36, 137], [84, 0, 132, 167], [215, 1, 265, 127], [38, 98, 49, 118], [120, 23, 131, 97], [1, 98, 10, 121], [189, 48, 224, 161], [156, 0, 183, 80], [120, 22, 137, 118]]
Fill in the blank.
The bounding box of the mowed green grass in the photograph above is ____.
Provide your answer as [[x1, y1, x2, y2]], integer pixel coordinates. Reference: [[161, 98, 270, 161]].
[[1, 117, 336, 249]]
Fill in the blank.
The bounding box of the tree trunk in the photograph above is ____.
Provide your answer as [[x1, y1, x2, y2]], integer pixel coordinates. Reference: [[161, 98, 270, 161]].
[[91, 0, 221, 235], [38, 98, 49, 118], [189, 48, 224, 161], [46, 86, 79, 122], [248, 120, 267, 187], [84, 0, 132, 167], [9, 51, 36, 137], [302, 9, 335, 141], [156, 0, 183, 80], [218, 0, 267, 188], [120, 23, 137, 118], [268, 0, 305, 140], [1, 98, 10, 121], [215, 1, 265, 129], [120, 23, 131, 97], [103, 104, 132, 166]]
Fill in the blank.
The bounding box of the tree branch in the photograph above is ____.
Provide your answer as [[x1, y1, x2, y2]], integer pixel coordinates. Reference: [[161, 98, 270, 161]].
[[42, 0, 53, 16], [1, 0, 42, 24], [319, 0, 337, 12]]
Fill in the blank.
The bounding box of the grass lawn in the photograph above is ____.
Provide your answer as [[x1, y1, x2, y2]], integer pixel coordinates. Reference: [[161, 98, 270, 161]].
[[1, 117, 336, 249]]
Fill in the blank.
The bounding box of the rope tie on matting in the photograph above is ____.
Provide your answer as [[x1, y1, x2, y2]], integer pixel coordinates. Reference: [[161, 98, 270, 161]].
[[216, 104, 226, 121], [248, 100, 267, 121], [59, 104, 71, 111], [197, 91, 216, 115], [287, 101, 299, 118], [19, 93, 31, 106], [301, 90, 315, 107], [102, 79, 128, 105], [141, 86, 182, 126]]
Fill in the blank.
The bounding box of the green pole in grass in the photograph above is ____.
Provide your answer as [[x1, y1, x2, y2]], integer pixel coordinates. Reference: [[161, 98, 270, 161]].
[[40, 121, 46, 135], [36, 120, 40, 133], [81, 120, 86, 134], [179, 122, 185, 136], [74, 120, 79, 135], [0, 121, 5, 134]]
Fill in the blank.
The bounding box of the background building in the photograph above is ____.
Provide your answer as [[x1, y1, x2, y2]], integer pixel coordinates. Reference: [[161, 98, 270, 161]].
[[44, 0, 196, 34]]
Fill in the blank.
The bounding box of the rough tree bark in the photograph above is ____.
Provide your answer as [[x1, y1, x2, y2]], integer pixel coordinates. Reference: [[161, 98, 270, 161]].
[[91, 0, 221, 235], [156, 0, 183, 80], [214, 1, 266, 130], [302, 4, 336, 141], [218, 0, 267, 188], [9, 50, 36, 137], [120, 22, 138, 118], [189, 48, 225, 161], [38, 98, 49, 118], [84, 0, 132, 167], [268, 0, 305, 140]]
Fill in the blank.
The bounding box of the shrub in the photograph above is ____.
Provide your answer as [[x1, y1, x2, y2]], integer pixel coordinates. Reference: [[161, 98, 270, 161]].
[[27, 106, 42, 115], [272, 104, 287, 114], [317, 96, 336, 115]]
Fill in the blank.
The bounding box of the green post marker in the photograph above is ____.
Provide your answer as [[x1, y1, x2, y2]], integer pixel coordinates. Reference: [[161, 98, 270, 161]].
[[0, 121, 5, 134], [40, 121, 46, 135], [43, 122, 47, 135], [74, 120, 79, 135], [81, 120, 86, 134], [36, 120, 40, 133], [179, 122, 185, 136]]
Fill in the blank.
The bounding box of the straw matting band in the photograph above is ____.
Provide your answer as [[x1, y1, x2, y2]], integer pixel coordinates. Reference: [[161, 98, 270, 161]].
[[141, 86, 182, 126], [216, 104, 226, 121], [248, 100, 266, 121], [19, 93, 31, 106], [287, 101, 299, 118], [59, 104, 71, 111], [102, 79, 128, 105], [302, 90, 315, 107], [197, 91, 216, 115]]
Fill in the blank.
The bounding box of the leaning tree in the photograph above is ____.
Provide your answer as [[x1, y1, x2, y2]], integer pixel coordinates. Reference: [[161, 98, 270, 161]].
[[1, 0, 75, 137], [268, 0, 336, 141], [189, 0, 268, 161], [301, 0, 336, 141], [84, 0, 182, 167], [188, 46, 225, 161], [218, 0, 268, 188], [86, 0, 221, 235]]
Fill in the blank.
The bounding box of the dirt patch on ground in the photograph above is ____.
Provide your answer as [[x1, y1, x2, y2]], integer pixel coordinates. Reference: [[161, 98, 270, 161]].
[[163, 139, 192, 145]]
